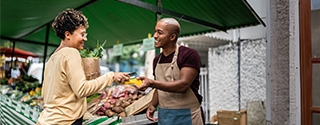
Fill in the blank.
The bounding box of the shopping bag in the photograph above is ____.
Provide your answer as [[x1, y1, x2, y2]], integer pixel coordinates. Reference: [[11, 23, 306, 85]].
[[82, 57, 101, 80]]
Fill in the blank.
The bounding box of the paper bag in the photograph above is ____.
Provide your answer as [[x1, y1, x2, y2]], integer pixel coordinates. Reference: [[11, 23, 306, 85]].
[[82, 58, 101, 80]]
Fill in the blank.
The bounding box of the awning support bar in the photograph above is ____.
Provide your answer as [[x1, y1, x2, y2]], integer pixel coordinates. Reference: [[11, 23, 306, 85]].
[[0, 36, 59, 47], [117, 0, 227, 32]]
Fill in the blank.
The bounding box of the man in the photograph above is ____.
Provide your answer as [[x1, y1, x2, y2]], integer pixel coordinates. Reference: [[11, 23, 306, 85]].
[[137, 18, 204, 125]]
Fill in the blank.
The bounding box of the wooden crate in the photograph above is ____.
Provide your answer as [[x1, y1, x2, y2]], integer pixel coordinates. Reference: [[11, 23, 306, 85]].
[[217, 110, 246, 125], [125, 89, 155, 116]]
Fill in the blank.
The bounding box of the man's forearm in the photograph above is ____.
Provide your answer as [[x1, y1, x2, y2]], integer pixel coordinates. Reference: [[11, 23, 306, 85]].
[[150, 89, 159, 107]]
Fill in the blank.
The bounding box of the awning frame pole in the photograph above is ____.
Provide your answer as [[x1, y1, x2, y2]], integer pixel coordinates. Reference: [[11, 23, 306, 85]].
[[117, 0, 226, 32]]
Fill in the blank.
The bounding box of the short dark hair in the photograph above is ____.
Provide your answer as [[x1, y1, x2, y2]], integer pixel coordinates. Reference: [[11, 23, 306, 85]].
[[52, 8, 89, 40]]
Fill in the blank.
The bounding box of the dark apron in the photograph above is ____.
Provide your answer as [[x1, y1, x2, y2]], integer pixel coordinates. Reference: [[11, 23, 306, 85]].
[[155, 45, 203, 125], [71, 117, 83, 125]]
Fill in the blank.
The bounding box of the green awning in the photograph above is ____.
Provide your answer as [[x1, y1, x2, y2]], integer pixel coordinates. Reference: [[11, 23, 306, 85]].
[[0, 0, 265, 56]]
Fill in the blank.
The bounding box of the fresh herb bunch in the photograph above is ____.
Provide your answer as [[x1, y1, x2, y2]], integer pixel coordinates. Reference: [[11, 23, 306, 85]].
[[79, 40, 106, 58]]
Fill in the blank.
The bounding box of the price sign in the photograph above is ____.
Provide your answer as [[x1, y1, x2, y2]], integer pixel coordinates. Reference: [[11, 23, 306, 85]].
[[16, 102, 22, 112], [0, 93, 6, 103], [113, 43, 123, 56], [24, 104, 30, 117], [2, 96, 7, 103], [32, 109, 39, 121], [7, 98, 12, 106], [142, 37, 155, 51]]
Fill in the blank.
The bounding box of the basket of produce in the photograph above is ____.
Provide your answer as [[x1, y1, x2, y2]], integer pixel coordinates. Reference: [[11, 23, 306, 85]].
[[87, 84, 146, 118]]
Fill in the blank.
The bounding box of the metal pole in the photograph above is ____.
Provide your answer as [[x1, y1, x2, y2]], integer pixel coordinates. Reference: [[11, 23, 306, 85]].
[[237, 29, 241, 111], [10, 41, 16, 69], [204, 67, 209, 123], [41, 24, 50, 83], [266, 0, 271, 123], [207, 68, 209, 123], [155, 0, 162, 55]]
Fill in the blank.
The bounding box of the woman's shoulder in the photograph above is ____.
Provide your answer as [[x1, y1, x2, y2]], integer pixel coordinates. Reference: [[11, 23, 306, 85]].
[[52, 47, 80, 60], [60, 47, 78, 52], [58, 47, 80, 55]]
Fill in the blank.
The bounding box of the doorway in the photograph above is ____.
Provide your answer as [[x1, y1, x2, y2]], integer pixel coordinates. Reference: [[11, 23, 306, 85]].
[[300, 0, 320, 124]]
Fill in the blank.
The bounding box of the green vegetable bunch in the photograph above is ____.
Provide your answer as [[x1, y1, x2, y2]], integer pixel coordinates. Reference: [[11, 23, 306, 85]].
[[80, 40, 106, 59]]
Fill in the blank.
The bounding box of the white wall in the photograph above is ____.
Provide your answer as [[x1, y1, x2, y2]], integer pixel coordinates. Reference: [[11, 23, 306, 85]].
[[288, 0, 300, 125], [208, 39, 266, 117]]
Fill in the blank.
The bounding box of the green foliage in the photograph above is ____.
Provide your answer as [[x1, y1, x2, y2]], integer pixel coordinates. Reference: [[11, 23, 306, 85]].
[[0, 78, 8, 85], [107, 44, 145, 66], [3, 41, 13, 48], [86, 93, 100, 103], [80, 40, 106, 58]]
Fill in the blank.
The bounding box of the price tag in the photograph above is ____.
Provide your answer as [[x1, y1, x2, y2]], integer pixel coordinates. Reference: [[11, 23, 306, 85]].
[[113, 43, 123, 56], [7, 98, 12, 106], [24, 104, 30, 117], [32, 109, 39, 121], [142, 37, 155, 51], [2, 95, 7, 102], [16, 102, 22, 112]]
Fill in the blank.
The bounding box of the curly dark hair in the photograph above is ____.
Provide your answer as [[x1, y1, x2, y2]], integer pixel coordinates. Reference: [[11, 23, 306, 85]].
[[52, 8, 89, 40]]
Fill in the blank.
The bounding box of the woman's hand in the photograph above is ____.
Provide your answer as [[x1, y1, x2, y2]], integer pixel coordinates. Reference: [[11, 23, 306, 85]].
[[113, 72, 130, 84]]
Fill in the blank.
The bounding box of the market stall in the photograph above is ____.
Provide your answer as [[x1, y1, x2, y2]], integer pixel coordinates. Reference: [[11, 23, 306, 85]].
[[0, 47, 39, 79], [0, 47, 38, 59], [0, 79, 157, 124], [0, 93, 39, 124]]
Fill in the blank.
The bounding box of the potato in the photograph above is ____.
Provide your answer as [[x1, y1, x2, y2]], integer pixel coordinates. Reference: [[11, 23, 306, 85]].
[[115, 99, 121, 107], [119, 112, 126, 118], [131, 93, 138, 100], [121, 100, 131, 108], [105, 109, 116, 117], [138, 94, 143, 98], [128, 93, 133, 98], [112, 106, 124, 114]]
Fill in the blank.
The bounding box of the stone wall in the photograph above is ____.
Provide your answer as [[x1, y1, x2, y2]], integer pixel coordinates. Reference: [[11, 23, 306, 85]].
[[267, 0, 290, 124]]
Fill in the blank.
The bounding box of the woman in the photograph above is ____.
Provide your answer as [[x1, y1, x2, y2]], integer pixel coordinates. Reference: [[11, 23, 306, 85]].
[[36, 8, 129, 125]]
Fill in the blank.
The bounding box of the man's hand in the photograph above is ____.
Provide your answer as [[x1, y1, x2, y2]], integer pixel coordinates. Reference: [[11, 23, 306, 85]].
[[146, 104, 158, 122], [136, 76, 152, 90]]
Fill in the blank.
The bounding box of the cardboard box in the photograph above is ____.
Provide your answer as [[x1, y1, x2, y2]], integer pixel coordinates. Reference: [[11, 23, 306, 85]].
[[211, 115, 218, 124], [217, 110, 246, 125], [125, 89, 155, 116]]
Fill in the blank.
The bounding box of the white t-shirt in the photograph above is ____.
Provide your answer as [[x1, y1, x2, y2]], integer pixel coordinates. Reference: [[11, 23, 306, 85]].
[[11, 68, 20, 78]]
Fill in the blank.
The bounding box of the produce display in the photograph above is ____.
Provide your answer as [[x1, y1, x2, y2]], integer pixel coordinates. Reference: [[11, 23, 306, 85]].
[[8, 75, 40, 93], [0, 74, 43, 108], [20, 86, 42, 107], [0, 69, 148, 124], [88, 84, 145, 118]]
